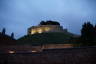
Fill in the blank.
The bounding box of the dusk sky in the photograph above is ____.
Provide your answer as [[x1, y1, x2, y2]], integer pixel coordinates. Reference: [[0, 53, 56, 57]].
[[0, 0, 96, 39]]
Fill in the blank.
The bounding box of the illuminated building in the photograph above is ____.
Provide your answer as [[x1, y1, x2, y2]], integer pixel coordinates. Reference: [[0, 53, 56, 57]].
[[0, 21, 79, 53], [28, 25, 68, 35]]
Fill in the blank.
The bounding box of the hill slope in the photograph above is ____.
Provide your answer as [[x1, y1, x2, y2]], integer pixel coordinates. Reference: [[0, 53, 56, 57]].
[[17, 32, 78, 45]]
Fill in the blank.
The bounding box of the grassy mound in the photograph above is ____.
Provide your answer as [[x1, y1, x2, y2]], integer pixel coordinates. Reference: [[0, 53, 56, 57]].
[[17, 32, 76, 45]]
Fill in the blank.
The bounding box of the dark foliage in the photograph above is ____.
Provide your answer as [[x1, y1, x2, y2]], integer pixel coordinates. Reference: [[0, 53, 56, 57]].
[[94, 25, 96, 38], [11, 32, 14, 39], [2, 28, 6, 35], [0, 32, 16, 45], [40, 21, 46, 25], [81, 22, 96, 46], [40, 20, 60, 25]]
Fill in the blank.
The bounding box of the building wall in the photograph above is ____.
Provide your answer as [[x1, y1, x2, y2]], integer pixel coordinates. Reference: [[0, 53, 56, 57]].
[[42, 44, 73, 49], [28, 25, 66, 35], [0, 44, 74, 53], [0, 46, 96, 64]]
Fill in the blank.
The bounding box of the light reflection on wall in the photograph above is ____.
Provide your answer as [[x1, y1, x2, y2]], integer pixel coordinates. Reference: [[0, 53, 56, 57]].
[[37, 28, 43, 33], [45, 27, 50, 31], [31, 27, 51, 34], [31, 29, 36, 34]]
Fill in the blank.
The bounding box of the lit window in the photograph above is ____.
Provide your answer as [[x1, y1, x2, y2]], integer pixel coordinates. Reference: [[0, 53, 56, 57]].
[[37, 28, 42, 33], [9, 50, 15, 54], [31, 29, 36, 34], [45, 27, 50, 31]]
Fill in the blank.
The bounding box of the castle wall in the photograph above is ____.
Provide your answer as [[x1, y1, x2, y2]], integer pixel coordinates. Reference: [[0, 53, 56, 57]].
[[28, 25, 66, 35], [0, 46, 96, 64], [42, 44, 73, 49], [0, 44, 74, 53]]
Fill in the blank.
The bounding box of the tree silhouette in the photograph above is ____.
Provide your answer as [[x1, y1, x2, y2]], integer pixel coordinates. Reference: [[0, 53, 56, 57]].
[[40, 21, 46, 25], [46, 21, 53, 25], [40, 20, 60, 25], [11, 32, 14, 39], [2, 28, 6, 35], [94, 25, 96, 41], [94, 25, 96, 34], [81, 22, 95, 46]]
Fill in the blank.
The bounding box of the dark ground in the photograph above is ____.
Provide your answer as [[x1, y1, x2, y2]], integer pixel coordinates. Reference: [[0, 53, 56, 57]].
[[0, 46, 96, 64]]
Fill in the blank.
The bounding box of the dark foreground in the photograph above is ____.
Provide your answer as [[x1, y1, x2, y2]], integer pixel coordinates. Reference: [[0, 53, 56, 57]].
[[0, 46, 96, 64]]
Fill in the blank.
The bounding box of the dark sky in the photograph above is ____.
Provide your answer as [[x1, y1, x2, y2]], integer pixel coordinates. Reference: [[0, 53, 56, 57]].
[[0, 0, 96, 39]]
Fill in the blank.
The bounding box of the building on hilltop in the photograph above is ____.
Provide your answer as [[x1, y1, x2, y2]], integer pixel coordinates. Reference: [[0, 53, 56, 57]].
[[28, 21, 68, 35], [0, 21, 80, 53]]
